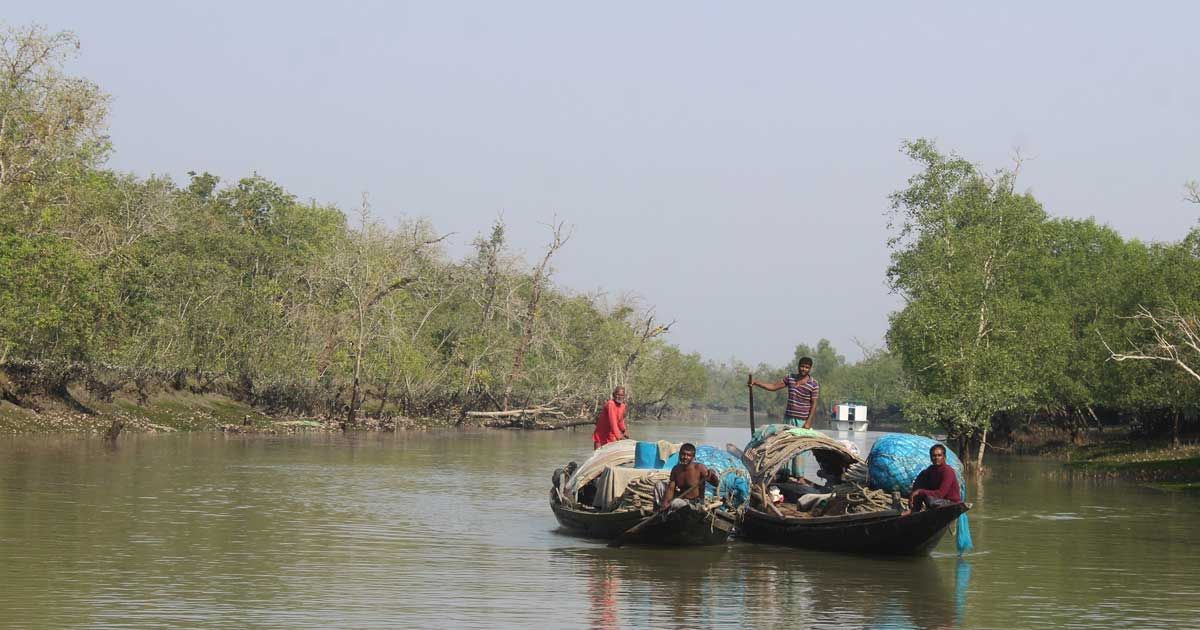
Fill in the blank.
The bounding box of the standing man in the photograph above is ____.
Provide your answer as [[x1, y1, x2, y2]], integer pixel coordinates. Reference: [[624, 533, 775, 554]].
[[592, 386, 628, 449], [750, 357, 820, 477], [750, 357, 820, 429]]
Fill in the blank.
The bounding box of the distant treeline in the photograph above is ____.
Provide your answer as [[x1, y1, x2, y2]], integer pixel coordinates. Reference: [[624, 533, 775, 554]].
[[699, 340, 906, 425], [0, 24, 707, 425]]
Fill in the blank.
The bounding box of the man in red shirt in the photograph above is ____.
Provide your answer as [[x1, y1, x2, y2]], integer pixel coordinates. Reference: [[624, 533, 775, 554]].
[[592, 386, 628, 449], [902, 443, 963, 516]]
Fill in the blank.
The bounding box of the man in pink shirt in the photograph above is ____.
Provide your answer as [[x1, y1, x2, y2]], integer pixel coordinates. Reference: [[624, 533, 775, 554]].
[[592, 386, 628, 449]]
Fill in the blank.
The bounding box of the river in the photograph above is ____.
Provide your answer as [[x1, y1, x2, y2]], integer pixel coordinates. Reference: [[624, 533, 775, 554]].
[[1, 420, 1198, 629]]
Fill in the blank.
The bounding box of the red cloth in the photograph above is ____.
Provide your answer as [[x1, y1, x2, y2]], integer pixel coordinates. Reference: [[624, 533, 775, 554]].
[[592, 400, 627, 448], [910, 463, 962, 507]]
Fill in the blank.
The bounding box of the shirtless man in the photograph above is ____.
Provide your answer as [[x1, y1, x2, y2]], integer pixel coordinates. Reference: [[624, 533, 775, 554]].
[[659, 443, 720, 512]]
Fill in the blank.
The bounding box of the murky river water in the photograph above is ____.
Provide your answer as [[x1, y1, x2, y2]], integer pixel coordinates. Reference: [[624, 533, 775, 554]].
[[2, 420, 1198, 629]]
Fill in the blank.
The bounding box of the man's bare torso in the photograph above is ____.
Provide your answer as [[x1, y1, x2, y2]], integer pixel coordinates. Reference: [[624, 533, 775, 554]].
[[669, 462, 709, 500]]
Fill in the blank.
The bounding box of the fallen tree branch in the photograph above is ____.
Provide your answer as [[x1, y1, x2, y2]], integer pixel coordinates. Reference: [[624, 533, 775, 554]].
[[483, 416, 594, 430], [465, 405, 563, 418]]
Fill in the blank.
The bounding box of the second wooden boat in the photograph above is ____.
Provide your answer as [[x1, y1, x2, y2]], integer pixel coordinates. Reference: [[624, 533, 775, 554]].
[[738, 425, 969, 556], [549, 440, 739, 546]]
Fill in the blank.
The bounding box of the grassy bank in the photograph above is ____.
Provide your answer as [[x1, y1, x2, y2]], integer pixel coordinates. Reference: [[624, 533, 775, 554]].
[[998, 426, 1200, 491], [1064, 441, 1200, 491]]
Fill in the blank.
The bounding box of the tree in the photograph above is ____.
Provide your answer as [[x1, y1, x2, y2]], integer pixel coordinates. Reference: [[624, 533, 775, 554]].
[[500, 221, 570, 410], [453, 218, 518, 406], [312, 198, 444, 428], [0, 24, 110, 219], [0, 233, 110, 362], [791, 339, 845, 382], [886, 139, 1060, 467], [629, 344, 707, 419], [828, 343, 907, 421]]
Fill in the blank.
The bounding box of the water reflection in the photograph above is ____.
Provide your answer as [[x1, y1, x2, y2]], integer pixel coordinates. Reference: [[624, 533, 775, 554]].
[[556, 542, 970, 630], [748, 553, 962, 630], [556, 546, 738, 628], [587, 557, 620, 630], [955, 559, 972, 627]]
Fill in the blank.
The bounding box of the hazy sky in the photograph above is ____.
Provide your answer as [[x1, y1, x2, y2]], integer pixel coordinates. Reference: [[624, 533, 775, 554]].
[[10, 2, 1200, 365]]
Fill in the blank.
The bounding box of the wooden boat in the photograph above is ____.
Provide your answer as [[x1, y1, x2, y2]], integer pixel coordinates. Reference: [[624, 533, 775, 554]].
[[549, 439, 738, 546], [738, 425, 970, 556], [740, 500, 968, 555], [550, 490, 737, 546]]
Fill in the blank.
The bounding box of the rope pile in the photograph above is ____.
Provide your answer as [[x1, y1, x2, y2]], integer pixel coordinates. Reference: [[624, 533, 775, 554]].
[[613, 472, 731, 514], [613, 472, 670, 513], [843, 484, 906, 514]]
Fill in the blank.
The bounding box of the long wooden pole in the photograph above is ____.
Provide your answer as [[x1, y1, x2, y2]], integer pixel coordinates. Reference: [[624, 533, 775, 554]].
[[609, 482, 699, 548], [747, 373, 756, 438]]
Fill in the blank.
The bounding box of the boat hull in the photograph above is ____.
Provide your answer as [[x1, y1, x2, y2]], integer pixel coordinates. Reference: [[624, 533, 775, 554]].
[[550, 491, 736, 546], [739, 502, 969, 555]]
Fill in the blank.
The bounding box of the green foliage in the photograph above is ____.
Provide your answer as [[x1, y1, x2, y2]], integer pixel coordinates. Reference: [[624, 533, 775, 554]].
[[0, 233, 111, 361], [0, 21, 710, 421], [0, 24, 110, 224], [0, 22, 708, 423], [887, 140, 1200, 454], [887, 140, 1072, 446], [629, 343, 707, 418]]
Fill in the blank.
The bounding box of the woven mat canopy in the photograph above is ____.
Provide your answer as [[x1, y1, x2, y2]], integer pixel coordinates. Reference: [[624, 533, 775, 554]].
[[564, 440, 678, 497], [742, 424, 863, 484]]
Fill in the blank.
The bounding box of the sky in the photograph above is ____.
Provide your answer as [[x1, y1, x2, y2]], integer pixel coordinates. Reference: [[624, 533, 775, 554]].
[[9, 2, 1200, 366]]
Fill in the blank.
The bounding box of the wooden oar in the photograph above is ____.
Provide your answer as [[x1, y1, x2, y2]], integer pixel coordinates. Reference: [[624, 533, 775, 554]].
[[608, 482, 700, 548], [747, 373, 756, 438]]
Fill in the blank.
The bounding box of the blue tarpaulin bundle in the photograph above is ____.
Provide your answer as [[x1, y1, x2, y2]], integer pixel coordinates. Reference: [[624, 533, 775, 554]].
[[663, 444, 750, 507], [867, 433, 974, 555]]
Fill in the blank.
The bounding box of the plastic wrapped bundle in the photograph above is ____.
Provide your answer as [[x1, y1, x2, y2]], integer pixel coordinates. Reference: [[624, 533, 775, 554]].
[[867, 433, 964, 496], [745, 423, 823, 449], [663, 444, 751, 507]]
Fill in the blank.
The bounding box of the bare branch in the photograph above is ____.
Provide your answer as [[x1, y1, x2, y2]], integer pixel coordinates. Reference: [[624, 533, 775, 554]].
[[1185, 180, 1200, 206], [1102, 303, 1200, 385]]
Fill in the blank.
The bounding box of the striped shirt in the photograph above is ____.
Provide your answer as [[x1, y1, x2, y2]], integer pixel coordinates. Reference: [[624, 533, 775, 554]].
[[784, 374, 819, 420]]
